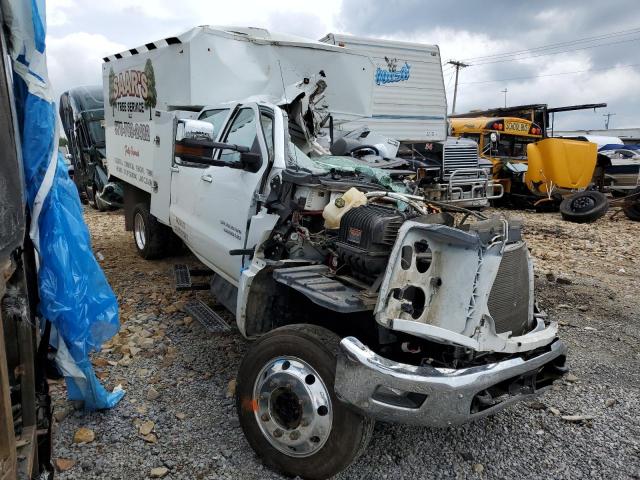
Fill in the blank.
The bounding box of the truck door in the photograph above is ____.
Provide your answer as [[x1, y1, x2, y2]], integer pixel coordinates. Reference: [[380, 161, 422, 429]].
[[190, 103, 274, 284], [169, 108, 232, 252]]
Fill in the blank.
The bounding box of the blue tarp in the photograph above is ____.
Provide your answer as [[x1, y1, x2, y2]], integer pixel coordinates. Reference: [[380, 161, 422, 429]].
[[3, 0, 124, 409]]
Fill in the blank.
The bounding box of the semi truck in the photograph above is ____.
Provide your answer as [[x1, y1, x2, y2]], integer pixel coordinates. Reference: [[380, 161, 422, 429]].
[[59, 86, 123, 210], [103, 26, 567, 480], [320, 33, 502, 207]]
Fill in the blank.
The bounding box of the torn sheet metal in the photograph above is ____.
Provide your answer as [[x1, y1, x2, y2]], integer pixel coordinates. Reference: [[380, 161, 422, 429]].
[[374, 219, 557, 353], [102, 26, 374, 121]]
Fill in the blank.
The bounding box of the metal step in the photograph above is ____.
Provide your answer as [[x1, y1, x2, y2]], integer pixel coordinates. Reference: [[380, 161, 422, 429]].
[[272, 265, 372, 313], [184, 300, 231, 333], [173, 264, 211, 291]]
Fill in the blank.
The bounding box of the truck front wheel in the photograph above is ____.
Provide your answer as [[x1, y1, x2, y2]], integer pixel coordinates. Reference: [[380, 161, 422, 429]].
[[132, 203, 168, 259], [236, 324, 374, 480]]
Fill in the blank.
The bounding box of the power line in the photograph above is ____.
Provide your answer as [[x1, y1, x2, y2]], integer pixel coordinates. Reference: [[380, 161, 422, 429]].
[[457, 61, 640, 86], [460, 26, 640, 63], [445, 70, 455, 90], [465, 27, 640, 61], [468, 36, 640, 66]]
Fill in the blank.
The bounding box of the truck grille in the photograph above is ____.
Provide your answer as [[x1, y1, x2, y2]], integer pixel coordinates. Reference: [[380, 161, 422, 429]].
[[487, 242, 531, 335], [443, 143, 478, 174]]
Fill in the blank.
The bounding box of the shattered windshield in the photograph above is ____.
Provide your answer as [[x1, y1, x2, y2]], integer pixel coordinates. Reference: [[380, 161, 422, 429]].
[[286, 142, 408, 193]]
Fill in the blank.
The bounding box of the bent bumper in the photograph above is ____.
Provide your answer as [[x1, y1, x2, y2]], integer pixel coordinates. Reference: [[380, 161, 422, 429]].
[[334, 337, 567, 427]]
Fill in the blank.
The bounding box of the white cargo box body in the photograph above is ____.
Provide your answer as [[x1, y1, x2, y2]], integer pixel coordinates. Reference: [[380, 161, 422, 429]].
[[102, 26, 374, 193], [321, 33, 447, 143]]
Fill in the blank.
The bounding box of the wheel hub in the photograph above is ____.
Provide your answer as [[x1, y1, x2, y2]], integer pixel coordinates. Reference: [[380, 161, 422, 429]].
[[134, 212, 146, 250], [571, 195, 595, 212], [253, 356, 333, 458], [271, 387, 303, 429]]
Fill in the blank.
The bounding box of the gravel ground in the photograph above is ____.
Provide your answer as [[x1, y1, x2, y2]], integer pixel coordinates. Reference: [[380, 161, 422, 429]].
[[51, 206, 640, 479]]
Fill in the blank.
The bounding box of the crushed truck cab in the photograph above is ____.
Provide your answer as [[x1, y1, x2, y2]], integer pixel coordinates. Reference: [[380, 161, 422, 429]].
[[103, 26, 567, 480]]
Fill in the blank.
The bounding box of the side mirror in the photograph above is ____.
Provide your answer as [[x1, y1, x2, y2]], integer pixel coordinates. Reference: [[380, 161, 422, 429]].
[[176, 119, 215, 142], [240, 152, 262, 173], [175, 137, 215, 164], [174, 119, 258, 169]]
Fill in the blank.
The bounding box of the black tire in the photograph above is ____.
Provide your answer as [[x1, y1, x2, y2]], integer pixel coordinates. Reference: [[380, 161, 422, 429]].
[[559, 190, 609, 223], [132, 203, 169, 259], [623, 187, 640, 221], [236, 324, 375, 480], [85, 184, 102, 211]]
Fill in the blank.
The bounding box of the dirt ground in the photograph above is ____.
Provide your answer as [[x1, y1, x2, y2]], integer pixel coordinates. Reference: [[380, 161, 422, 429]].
[[50, 206, 640, 479]]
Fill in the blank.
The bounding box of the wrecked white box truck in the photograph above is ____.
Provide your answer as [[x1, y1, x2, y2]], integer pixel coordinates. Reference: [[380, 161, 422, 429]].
[[321, 33, 502, 207], [103, 26, 567, 480]]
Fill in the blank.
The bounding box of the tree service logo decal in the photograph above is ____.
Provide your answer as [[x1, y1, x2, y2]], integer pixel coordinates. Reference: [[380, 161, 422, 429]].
[[108, 59, 157, 120]]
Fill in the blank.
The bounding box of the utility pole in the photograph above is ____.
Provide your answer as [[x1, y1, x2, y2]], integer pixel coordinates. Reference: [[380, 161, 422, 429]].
[[603, 112, 616, 129], [447, 60, 469, 114], [501, 88, 508, 108]]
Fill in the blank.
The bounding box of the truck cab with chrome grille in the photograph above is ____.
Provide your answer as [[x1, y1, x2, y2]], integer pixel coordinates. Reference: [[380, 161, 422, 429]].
[[399, 136, 503, 208]]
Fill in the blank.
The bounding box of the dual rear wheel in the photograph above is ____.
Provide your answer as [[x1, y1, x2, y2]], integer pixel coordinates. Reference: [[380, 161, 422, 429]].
[[132, 203, 183, 259]]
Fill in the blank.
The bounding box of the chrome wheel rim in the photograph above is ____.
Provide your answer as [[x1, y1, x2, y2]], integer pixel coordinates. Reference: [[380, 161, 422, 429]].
[[253, 356, 333, 458], [134, 212, 146, 250]]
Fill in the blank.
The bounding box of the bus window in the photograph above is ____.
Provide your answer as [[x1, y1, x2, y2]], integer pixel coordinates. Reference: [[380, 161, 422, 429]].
[[494, 136, 536, 159]]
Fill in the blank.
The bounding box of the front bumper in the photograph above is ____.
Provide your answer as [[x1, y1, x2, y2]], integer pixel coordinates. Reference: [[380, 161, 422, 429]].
[[335, 337, 567, 427]]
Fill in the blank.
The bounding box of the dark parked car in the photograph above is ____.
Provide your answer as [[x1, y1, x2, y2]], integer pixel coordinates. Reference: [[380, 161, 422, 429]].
[[59, 86, 122, 210]]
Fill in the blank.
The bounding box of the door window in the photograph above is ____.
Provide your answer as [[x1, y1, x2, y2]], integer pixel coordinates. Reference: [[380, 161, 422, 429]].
[[219, 108, 258, 165], [198, 108, 230, 138], [260, 111, 274, 161]]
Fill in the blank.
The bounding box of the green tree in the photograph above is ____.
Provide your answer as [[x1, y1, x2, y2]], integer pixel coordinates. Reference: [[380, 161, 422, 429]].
[[59, 137, 68, 147], [144, 59, 157, 120], [108, 67, 116, 115]]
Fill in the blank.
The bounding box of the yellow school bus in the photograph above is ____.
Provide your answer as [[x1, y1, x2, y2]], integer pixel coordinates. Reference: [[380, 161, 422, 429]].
[[450, 116, 543, 173], [450, 117, 596, 202]]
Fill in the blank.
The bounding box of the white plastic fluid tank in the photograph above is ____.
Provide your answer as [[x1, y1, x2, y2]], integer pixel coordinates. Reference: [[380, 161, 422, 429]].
[[322, 187, 368, 229]]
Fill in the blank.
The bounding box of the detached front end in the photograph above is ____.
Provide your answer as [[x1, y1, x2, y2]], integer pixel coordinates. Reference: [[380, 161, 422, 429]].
[[334, 215, 567, 426]]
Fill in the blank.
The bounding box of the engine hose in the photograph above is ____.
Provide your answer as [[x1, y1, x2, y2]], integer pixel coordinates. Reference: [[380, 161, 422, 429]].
[[365, 191, 488, 219], [365, 191, 428, 215]]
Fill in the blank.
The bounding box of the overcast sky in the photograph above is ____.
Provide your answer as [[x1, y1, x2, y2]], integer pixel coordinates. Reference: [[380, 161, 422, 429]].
[[46, 0, 640, 130]]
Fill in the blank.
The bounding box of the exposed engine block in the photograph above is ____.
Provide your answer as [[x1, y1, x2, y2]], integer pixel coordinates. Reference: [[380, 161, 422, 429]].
[[335, 205, 413, 282]]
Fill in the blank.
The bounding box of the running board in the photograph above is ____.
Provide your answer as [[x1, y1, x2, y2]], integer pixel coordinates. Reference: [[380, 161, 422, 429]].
[[174, 264, 212, 291], [184, 300, 231, 333]]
